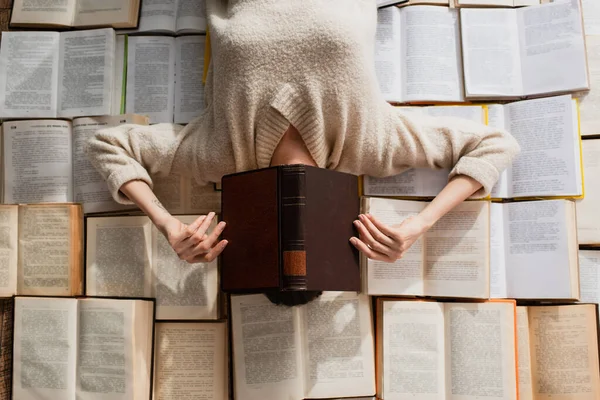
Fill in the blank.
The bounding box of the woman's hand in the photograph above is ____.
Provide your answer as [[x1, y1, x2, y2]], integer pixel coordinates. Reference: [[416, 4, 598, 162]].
[[350, 213, 430, 262], [159, 212, 228, 263]]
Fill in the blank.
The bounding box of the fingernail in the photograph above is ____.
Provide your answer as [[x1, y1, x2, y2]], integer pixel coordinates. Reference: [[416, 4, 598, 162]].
[[353, 220, 360, 226], [358, 214, 364, 220], [349, 237, 356, 244]]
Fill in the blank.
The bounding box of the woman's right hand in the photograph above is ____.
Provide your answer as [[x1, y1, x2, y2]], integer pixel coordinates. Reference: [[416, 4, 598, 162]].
[[159, 212, 228, 263]]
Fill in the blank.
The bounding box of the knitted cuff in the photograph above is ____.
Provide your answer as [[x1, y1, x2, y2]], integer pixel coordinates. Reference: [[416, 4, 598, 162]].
[[449, 156, 500, 198], [106, 163, 154, 205]]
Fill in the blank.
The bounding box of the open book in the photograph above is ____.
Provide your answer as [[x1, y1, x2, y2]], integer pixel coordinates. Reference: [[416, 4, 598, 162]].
[[13, 296, 154, 400], [489, 95, 583, 199], [491, 200, 579, 300], [361, 197, 491, 299], [377, 299, 518, 400], [0, 204, 83, 297], [129, 0, 206, 33], [517, 304, 600, 400], [10, 0, 140, 28], [1, 115, 147, 212], [153, 322, 228, 400], [375, 5, 464, 103], [0, 29, 121, 119], [230, 292, 375, 400], [577, 139, 600, 245], [125, 35, 206, 124], [86, 215, 219, 320], [460, 1, 588, 99]]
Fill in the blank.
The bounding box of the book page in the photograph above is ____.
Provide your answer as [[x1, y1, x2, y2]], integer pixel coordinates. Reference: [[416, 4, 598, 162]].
[[364, 198, 425, 296], [582, 0, 600, 34], [516, 307, 534, 400], [423, 201, 489, 298], [504, 200, 574, 299], [175, 0, 207, 33], [577, 35, 600, 136], [153, 174, 186, 214], [153, 322, 227, 400], [374, 6, 403, 102], [3, 120, 72, 203], [187, 179, 222, 215], [460, 8, 522, 97], [0, 206, 17, 297], [73, 0, 134, 27], [490, 203, 507, 298], [136, 0, 177, 33], [381, 301, 445, 400], [18, 205, 74, 296], [76, 298, 135, 400], [519, 1, 589, 95], [72, 115, 145, 214], [13, 297, 77, 400], [112, 35, 126, 115], [126, 36, 175, 123], [578, 250, 600, 304], [86, 216, 152, 297], [577, 139, 600, 244], [57, 28, 115, 118], [230, 294, 304, 400], [10, 0, 75, 26], [363, 168, 448, 197], [487, 105, 511, 198], [528, 305, 600, 400], [152, 216, 219, 320], [445, 302, 517, 400], [174, 36, 205, 124], [302, 292, 375, 399], [506, 95, 580, 197], [401, 6, 463, 102], [0, 32, 60, 118], [458, 0, 513, 5], [423, 105, 485, 122]]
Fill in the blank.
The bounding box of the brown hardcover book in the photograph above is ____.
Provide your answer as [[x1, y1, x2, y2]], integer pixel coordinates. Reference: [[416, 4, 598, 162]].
[[0, 298, 12, 400], [221, 165, 360, 293]]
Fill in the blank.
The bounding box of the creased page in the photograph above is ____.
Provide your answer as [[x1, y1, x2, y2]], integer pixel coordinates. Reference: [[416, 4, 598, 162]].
[[445, 302, 517, 400], [529, 305, 600, 400], [576, 139, 600, 244], [57, 28, 115, 118], [74, 0, 134, 27], [0, 206, 17, 297], [76, 298, 134, 400], [578, 250, 600, 304], [10, 0, 75, 26], [364, 198, 425, 296], [516, 307, 534, 400], [18, 205, 74, 296], [3, 119, 72, 203], [302, 292, 375, 399], [401, 6, 463, 102], [424, 201, 489, 299], [153, 322, 227, 400], [0, 31, 60, 118], [174, 36, 205, 124], [175, 0, 207, 33], [519, 0, 588, 95], [86, 216, 152, 298], [151, 216, 219, 320], [136, 0, 177, 33], [490, 203, 507, 299], [13, 297, 77, 400], [126, 36, 175, 123], [230, 294, 304, 400], [374, 7, 403, 102], [363, 168, 448, 198], [460, 9, 522, 97]]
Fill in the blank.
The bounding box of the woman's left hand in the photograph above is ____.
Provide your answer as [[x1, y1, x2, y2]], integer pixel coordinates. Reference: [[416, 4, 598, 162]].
[[350, 213, 430, 262]]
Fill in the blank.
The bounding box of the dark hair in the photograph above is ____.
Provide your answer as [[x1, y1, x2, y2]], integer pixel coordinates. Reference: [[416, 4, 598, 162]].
[[264, 290, 322, 307]]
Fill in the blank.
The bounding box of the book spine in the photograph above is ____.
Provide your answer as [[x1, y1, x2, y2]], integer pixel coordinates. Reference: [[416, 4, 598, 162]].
[[280, 165, 307, 290]]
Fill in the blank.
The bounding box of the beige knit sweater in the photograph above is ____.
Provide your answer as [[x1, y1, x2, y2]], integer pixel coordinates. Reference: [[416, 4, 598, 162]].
[[87, 0, 520, 204]]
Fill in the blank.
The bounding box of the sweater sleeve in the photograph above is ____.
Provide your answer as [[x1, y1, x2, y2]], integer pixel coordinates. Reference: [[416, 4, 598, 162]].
[[337, 104, 521, 197], [85, 123, 192, 204]]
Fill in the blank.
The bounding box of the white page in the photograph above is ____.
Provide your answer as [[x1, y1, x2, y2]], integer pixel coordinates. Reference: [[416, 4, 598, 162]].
[[152, 216, 219, 320], [577, 139, 600, 244], [76, 299, 135, 400], [364, 198, 425, 296], [458, 0, 514, 5], [3, 120, 73, 204], [13, 297, 78, 400], [579, 250, 600, 304], [73, 0, 134, 27], [0, 31, 60, 118], [577, 36, 600, 136], [86, 216, 152, 298], [490, 203, 508, 299], [381, 301, 445, 400], [174, 36, 205, 124], [582, 0, 600, 34], [57, 28, 115, 118], [460, 9, 523, 97], [0, 206, 17, 296], [505, 95, 579, 198], [136, 0, 177, 33], [487, 104, 510, 198], [423, 105, 485, 122], [302, 292, 375, 399], [10, 0, 76, 26], [175, 0, 207, 33], [363, 168, 448, 197], [519, 0, 589, 95], [230, 294, 304, 400], [504, 200, 574, 299], [374, 7, 403, 102], [126, 36, 175, 123], [112, 35, 126, 115], [515, 307, 534, 400], [401, 6, 463, 102]]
